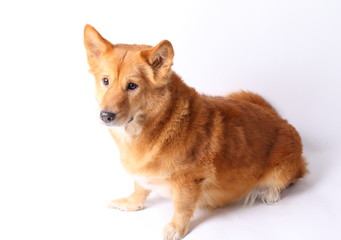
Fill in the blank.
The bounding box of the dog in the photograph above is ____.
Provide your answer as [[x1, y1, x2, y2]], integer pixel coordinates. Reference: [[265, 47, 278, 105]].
[[83, 24, 308, 240]]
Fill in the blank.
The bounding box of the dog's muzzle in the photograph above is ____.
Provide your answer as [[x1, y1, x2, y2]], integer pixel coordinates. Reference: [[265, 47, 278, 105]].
[[100, 111, 116, 124]]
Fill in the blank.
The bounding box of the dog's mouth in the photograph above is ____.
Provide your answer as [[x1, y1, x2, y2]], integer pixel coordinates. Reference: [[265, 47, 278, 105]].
[[107, 116, 134, 127], [100, 112, 134, 127], [127, 116, 134, 124]]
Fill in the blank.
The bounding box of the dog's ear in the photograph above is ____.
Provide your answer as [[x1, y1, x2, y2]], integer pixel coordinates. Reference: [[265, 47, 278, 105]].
[[84, 24, 112, 61], [141, 40, 174, 83]]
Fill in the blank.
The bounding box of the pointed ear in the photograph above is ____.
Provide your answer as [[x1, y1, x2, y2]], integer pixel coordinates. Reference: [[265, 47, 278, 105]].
[[84, 24, 112, 60], [140, 40, 174, 80]]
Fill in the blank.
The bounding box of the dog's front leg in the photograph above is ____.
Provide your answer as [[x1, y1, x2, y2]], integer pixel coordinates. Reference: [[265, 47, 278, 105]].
[[108, 181, 150, 211], [163, 180, 200, 240]]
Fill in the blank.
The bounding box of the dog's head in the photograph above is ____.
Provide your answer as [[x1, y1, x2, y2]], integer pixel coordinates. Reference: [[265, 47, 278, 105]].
[[84, 24, 174, 127]]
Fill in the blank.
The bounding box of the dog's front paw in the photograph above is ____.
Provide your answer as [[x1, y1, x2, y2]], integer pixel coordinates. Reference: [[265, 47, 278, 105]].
[[163, 222, 188, 240], [108, 198, 144, 211]]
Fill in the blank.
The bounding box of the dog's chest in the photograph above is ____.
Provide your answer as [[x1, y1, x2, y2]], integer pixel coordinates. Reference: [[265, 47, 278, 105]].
[[133, 175, 172, 199], [110, 127, 132, 142]]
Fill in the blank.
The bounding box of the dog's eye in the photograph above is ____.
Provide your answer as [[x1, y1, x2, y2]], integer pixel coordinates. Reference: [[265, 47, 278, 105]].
[[102, 77, 109, 86], [127, 83, 138, 91]]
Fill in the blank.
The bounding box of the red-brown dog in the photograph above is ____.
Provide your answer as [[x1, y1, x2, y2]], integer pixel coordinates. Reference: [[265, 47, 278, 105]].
[[84, 24, 308, 240]]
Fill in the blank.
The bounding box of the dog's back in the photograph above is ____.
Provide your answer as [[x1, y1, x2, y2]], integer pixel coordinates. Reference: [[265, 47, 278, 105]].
[[228, 90, 278, 115]]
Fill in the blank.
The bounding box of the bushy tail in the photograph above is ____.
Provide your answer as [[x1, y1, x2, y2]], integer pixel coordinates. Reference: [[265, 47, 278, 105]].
[[227, 91, 279, 116]]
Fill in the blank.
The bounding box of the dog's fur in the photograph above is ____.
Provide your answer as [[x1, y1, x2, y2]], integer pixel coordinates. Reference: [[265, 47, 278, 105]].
[[84, 25, 308, 240]]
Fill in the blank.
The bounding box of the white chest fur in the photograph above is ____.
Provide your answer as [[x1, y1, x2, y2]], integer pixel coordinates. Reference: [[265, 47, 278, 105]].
[[110, 127, 132, 142], [133, 175, 172, 199]]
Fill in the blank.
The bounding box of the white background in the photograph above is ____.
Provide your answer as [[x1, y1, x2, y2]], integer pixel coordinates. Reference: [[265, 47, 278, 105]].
[[0, 0, 340, 239]]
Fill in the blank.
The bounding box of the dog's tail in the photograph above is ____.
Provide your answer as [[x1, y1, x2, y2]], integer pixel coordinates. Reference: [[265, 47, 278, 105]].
[[227, 91, 279, 116]]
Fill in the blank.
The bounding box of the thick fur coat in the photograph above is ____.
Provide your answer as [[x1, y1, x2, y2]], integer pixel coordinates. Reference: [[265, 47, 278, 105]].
[[84, 24, 308, 240]]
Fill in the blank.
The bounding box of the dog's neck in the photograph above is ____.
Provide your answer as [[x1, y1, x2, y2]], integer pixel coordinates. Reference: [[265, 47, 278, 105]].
[[141, 73, 197, 137]]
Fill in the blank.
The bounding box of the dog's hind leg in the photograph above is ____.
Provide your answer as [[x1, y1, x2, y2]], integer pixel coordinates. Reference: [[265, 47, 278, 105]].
[[245, 125, 308, 206], [257, 156, 307, 205]]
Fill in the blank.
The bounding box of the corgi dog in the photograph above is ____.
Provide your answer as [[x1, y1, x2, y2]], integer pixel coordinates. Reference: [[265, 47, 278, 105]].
[[84, 24, 308, 240]]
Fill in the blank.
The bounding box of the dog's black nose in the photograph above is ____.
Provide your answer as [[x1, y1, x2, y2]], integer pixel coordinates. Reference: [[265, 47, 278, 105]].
[[100, 111, 116, 123]]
